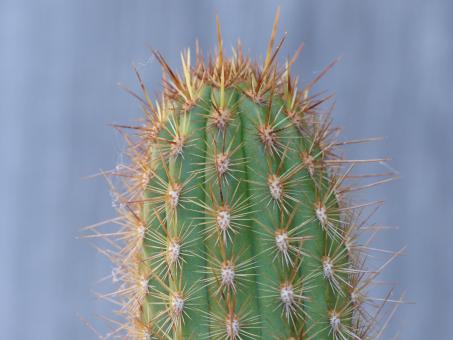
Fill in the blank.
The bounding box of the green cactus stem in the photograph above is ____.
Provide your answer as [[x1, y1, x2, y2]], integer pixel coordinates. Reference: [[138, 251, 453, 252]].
[[90, 10, 399, 340]]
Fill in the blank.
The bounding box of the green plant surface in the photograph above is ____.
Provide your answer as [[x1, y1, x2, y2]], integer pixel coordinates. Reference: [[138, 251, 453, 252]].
[[88, 11, 399, 340]]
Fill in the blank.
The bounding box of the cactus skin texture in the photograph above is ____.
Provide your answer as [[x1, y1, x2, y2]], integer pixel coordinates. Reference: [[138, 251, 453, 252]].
[[91, 11, 400, 340]]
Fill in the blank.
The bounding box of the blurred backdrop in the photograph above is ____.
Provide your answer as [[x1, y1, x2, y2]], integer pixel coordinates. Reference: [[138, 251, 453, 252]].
[[1, 0, 452, 339]]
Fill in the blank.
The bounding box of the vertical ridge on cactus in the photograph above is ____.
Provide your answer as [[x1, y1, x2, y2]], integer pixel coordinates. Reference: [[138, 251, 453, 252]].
[[86, 10, 402, 340]]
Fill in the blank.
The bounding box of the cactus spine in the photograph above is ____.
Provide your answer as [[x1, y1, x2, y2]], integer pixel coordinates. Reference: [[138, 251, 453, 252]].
[[91, 11, 399, 340]]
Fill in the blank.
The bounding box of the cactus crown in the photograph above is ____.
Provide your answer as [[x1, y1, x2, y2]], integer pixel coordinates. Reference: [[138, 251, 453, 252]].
[[88, 10, 400, 340]]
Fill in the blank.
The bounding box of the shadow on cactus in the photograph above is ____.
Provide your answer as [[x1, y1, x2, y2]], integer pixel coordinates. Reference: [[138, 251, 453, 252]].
[[85, 10, 404, 340]]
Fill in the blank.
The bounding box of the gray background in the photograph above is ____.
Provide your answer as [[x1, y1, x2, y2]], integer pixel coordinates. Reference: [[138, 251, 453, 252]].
[[1, 0, 451, 339]]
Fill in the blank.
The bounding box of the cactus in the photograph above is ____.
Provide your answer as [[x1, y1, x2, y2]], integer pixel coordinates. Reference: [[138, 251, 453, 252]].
[[89, 11, 400, 340]]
